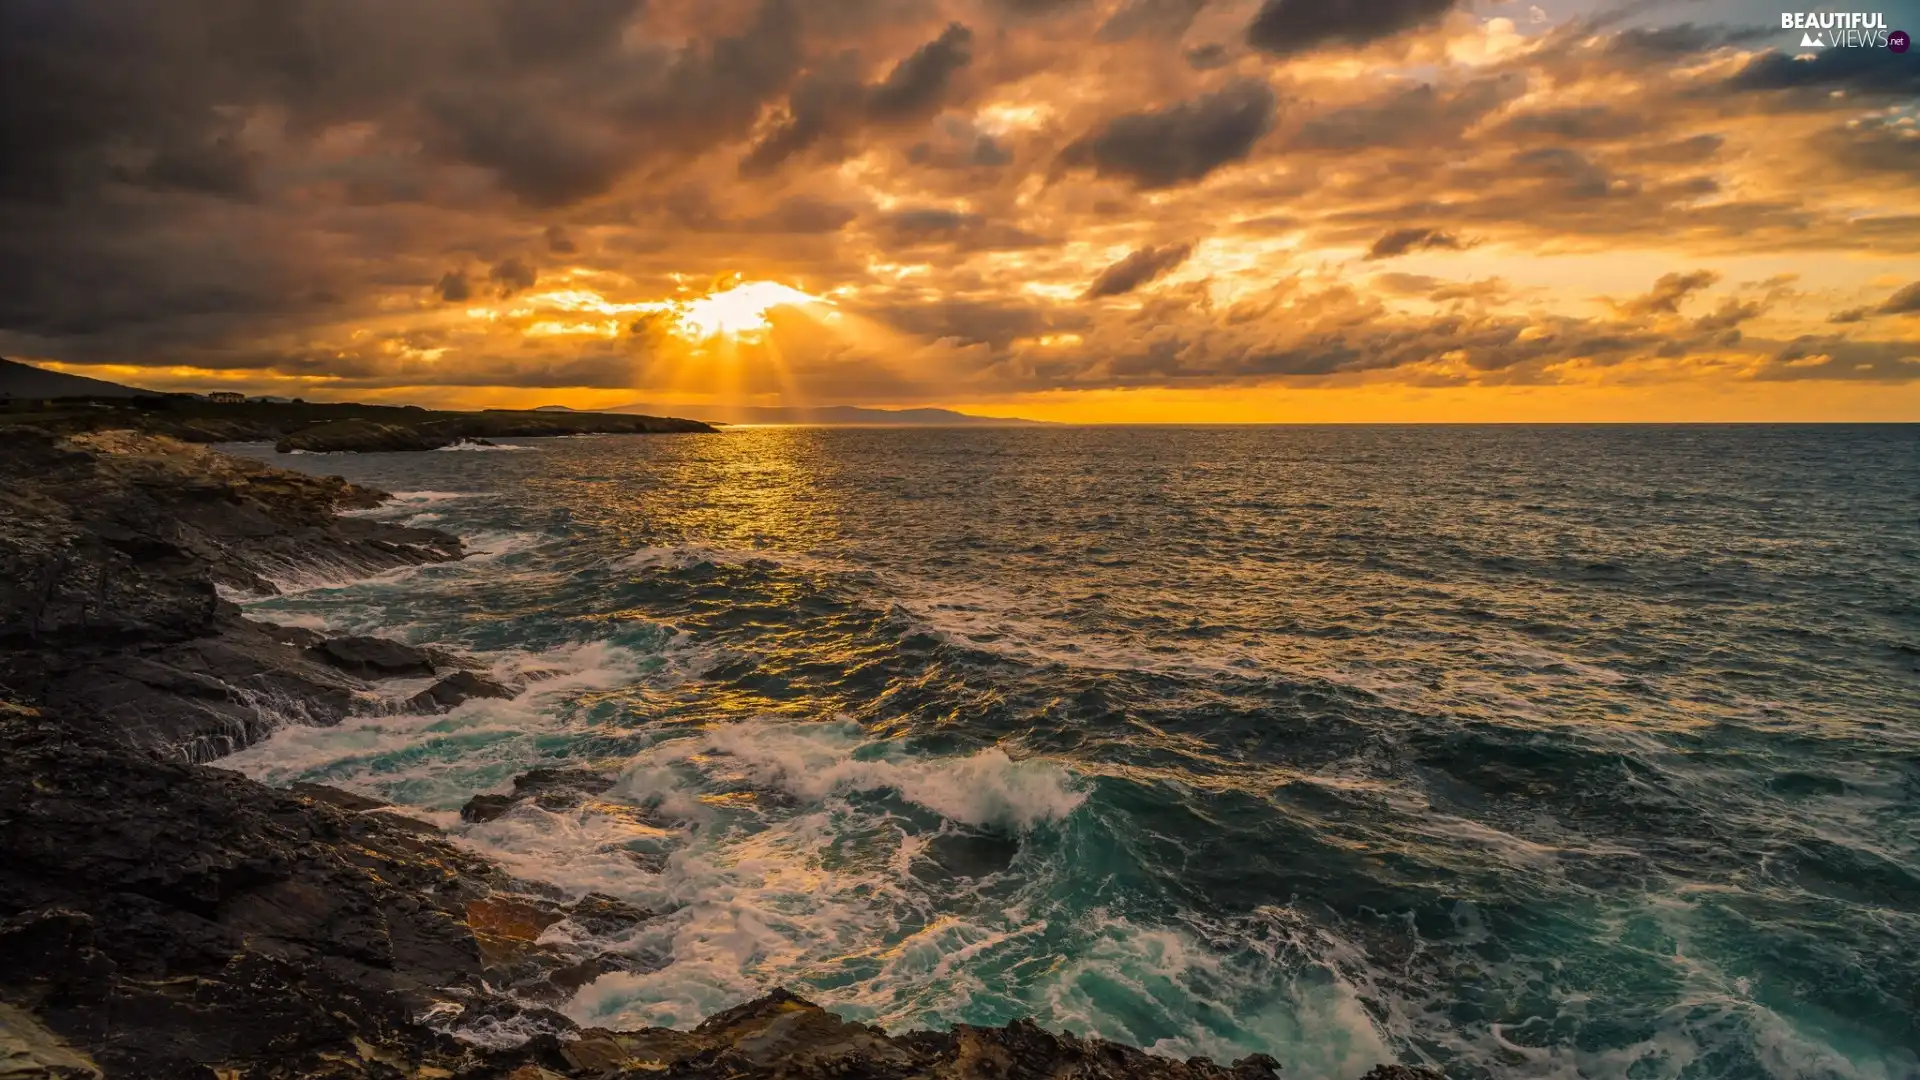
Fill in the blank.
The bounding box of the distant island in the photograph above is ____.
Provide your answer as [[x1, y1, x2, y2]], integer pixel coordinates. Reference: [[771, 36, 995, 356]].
[[611, 402, 1050, 426]]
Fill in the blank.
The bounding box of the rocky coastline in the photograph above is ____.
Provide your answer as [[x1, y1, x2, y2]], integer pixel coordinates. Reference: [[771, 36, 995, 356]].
[[0, 430, 1438, 1080]]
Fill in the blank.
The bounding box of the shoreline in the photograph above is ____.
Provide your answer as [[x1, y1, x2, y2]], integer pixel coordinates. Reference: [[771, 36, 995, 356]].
[[0, 429, 1437, 1080]]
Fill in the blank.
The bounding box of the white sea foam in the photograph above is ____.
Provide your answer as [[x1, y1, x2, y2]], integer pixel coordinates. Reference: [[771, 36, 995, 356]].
[[222, 639, 657, 795], [689, 720, 1085, 832], [342, 489, 478, 519], [435, 441, 536, 452]]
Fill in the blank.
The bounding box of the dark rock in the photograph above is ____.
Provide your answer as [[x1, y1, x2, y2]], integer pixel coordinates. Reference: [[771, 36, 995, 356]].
[[0, 430, 460, 755], [288, 782, 388, 813], [461, 768, 618, 823], [0, 1000, 103, 1079], [1360, 1068, 1446, 1080], [516, 767, 617, 805], [917, 830, 1021, 881], [304, 635, 436, 678], [404, 670, 514, 713], [366, 810, 443, 836], [274, 420, 451, 454], [566, 892, 656, 936], [461, 793, 518, 824]]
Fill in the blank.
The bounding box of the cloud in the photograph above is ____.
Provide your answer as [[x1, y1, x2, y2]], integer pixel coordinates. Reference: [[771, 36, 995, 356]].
[[1057, 80, 1276, 189], [490, 257, 538, 298], [1100, 0, 1208, 42], [437, 270, 473, 304], [1365, 227, 1466, 260], [1084, 242, 1195, 298], [868, 23, 975, 121], [1247, 0, 1460, 56], [1876, 282, 1920, 316], [1290, 77, 1522, 153], [4, 0, 1920, 409], [742, 22, 976, 175], [1616, 270, 1719, 316], [1724, 47, 1920, 97]]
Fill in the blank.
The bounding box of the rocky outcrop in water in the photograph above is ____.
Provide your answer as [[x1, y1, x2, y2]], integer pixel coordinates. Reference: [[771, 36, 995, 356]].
[[0, 431, 1445, 1079]]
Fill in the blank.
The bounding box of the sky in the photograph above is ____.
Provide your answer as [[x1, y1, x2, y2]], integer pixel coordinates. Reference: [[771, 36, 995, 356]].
[[2, 0, 1919, 421]]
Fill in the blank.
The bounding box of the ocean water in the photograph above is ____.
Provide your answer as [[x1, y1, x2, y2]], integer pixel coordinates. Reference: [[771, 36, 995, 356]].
[[222, 426, 1920, 1080]]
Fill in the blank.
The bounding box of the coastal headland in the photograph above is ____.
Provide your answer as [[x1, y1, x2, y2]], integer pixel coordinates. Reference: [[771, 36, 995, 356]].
[[0, 390, 714, 452]]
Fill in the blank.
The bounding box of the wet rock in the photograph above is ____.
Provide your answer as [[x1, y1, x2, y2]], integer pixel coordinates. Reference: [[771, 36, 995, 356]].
[[917, 830, 1021, 881], [565, 892, 656, 936], [288, 782, 389, 813], [461, 793, 518, 824], [304, 635, 437, 679], [366, 810, 443, 836], [0, 430, 460, 755], [403, 669, 514, 713], [460, 767, 617, 823], [466, 896, 568, 970], [0, 1002, 102, 1080], [1360, 1068, 1446, 1080]]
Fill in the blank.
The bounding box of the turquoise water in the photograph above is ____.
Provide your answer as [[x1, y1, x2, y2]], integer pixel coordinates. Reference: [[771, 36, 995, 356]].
[[224, 426, 1920, 1079]]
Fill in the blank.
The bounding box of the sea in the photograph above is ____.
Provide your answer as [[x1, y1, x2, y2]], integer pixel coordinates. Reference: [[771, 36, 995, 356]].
[[221, 425, 1920, 1080]]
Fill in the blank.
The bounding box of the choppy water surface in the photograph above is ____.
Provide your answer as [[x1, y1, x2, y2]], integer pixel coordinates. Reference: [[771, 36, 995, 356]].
[[225, 426, 1920, 1079]]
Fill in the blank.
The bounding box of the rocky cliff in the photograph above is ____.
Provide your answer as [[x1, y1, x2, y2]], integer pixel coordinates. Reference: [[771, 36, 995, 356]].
[[0, 430, 1441, 1080]]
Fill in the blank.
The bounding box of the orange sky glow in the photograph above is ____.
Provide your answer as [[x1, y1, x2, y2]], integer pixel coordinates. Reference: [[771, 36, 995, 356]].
[[6, 0, 1919, 421]]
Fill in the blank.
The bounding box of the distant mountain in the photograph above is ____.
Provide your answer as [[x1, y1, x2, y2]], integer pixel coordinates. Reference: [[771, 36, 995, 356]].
[[531, 404, 576, 411], [609, 402, 1048, 426], [0, 357, 160, 399]]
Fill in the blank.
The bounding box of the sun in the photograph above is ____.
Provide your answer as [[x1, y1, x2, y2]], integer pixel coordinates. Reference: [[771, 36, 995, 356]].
[[660, 280, 826, 342]]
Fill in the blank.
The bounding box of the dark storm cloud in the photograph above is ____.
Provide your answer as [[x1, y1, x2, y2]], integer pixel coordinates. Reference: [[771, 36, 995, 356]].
[[1814, 118, 1920, 179], [1876, 282, 1920, 316], [868, 23, 976, 120], [545, 226, 578, 254], [878, 207, 1048, 250], [1724, 47, 1920, 97], [426, 92, 634, 207], [741, 23, 975, 175], [1618, 271, 1719, 316], [1084, 242, 1195, 298], [1057, 80, 1276, 189], [1246, 0, 1459, 56], [1494, 107, 1648, 143], [870, 298, 1066, 348], [437, 270, 473, 304], [0, 0, 812, 348], [1365, 227, 1465, 260], [489, 257, 538, 298], [1290, 77, 1522, 152]]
